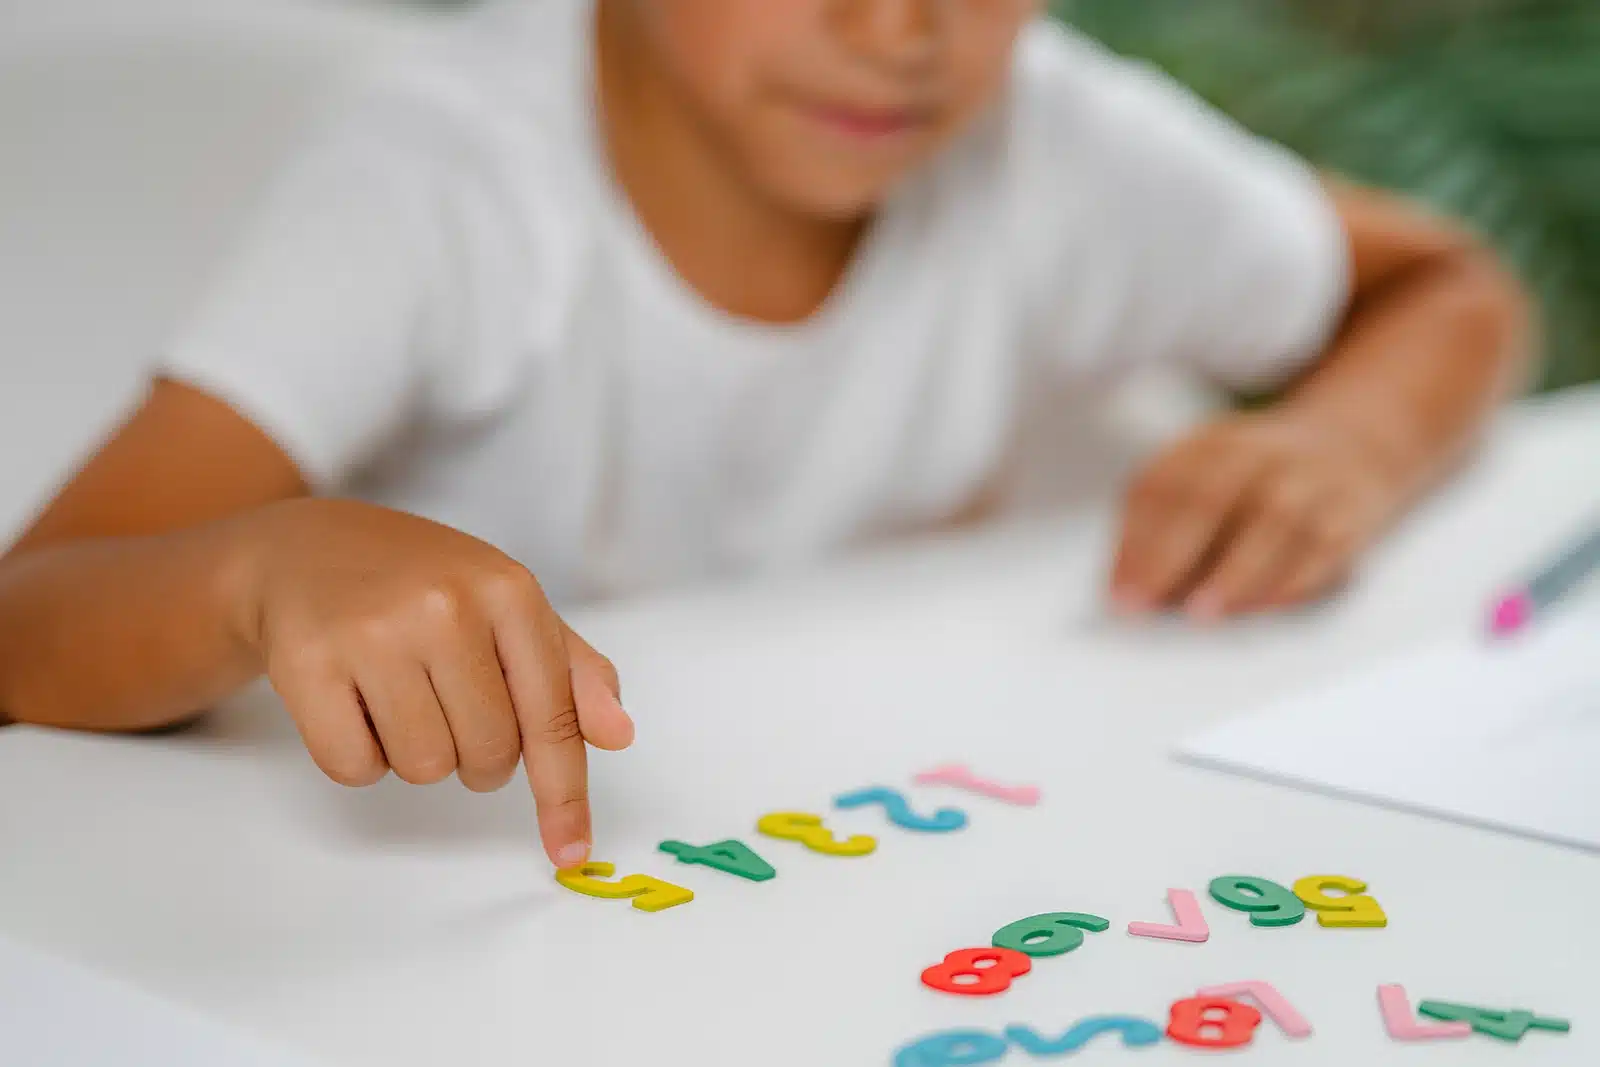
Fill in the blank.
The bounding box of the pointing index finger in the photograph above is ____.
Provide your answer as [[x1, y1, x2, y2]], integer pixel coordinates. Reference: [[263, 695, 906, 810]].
[[486, 574, 591, 868]]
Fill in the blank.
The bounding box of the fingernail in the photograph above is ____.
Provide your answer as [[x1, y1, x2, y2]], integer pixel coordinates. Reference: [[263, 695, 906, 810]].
[[554, 841, 590, 868]]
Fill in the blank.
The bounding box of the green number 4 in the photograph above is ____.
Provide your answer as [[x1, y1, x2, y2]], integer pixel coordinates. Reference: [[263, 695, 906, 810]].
[[1417, 1001, 1571, 1042], [658, 839, 777, 882]]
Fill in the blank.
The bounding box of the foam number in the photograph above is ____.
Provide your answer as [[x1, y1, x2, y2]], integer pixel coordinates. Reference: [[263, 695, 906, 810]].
[[991, 912, 1109, 958], [1417, 1001, 1572, 1042], [1292, 874, 1388, 928], [920, 947, 1032, 996], [892, 1030, 1008, 1067], [1197, 981, 1313, 1038], [553, 863, 693, 913], [1376, 985, 1472, 1041], [1166, 997, 1263, 1049], [658, 839, 776, 882], [912, 764, 1041, 806], [1208, 875, 1307, 927], [834, 787, 967, 833], [1127, 888, 1210, 943], [1004, 1017, 1163, 1055], [756, 812, 876, 857]]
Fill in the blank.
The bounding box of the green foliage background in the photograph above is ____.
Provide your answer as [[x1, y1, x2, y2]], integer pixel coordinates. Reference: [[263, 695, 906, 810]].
[[1053, 0, 1600, 392]]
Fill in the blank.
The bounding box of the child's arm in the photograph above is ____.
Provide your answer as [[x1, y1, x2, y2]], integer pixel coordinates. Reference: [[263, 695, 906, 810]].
[[1111, 180, 1532, 619], [0, 381, 626, 866], [0, 381, 302, 731]]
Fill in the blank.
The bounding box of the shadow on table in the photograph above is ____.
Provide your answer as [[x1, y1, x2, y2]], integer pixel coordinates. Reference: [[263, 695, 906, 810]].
[[178, 684, 544, 849]]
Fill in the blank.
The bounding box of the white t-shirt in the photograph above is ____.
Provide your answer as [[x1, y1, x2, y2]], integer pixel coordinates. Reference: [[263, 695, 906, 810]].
[[161, 1, 1348, 604]]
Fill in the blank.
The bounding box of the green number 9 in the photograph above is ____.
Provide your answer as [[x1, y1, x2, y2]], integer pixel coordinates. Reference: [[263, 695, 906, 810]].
[[1208, 875, 1306, 927], [991, 912, 1109, 957]]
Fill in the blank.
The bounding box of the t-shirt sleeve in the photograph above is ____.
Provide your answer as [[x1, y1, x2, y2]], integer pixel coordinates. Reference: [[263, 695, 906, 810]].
[[1010, 20, 1351, 392], [157, 120, 445, 491]]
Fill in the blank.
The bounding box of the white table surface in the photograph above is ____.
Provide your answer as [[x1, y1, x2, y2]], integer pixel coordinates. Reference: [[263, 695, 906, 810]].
[[3, 7, 1598, 1063], [1, 386, 1597, 1067]]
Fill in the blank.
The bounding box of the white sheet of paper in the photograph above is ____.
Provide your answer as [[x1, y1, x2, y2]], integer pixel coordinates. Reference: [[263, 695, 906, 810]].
[[1179, 604, 1600, 852], [0, 934, 323, 1067]]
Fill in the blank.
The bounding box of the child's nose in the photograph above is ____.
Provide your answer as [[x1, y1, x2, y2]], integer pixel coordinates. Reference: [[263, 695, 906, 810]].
[[831, 0, 941, 76]]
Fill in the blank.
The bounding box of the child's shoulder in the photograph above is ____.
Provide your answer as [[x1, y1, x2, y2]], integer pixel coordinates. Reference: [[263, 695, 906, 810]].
[[324, 1, 589, 173], [1003, 16, 1295, 206], [1009, 17, 1212, 141]]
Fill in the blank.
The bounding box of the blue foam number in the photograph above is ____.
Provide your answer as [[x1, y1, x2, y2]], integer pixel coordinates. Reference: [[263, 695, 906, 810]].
[[1004, 1017, 1164, 1056], [835, 787, 968, 832], [893, 1030, 1008, 1067]]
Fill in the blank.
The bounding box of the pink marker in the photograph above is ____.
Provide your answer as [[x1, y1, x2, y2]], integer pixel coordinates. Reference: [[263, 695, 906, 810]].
[[1197, 981, 1312, 1039], [912, 764, 1040, 806], [1488, 525, 1600, 637], [1127, 889, 1210, 943], [1377, 985, 1472, 1041]]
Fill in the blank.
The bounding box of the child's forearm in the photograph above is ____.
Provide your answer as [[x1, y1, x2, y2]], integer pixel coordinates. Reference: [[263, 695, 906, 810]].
[[0, 520, 262, 731], [1281, 211, 1533, 499]]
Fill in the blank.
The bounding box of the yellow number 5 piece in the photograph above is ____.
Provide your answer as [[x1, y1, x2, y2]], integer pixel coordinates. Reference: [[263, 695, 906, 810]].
[[1292, 875, 1388, 928], [555, 862, 695, 912]]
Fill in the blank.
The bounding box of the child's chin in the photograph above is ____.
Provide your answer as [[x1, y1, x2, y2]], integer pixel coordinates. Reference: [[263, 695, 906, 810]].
[[756, 161, 906, 223], [741, 110, 934, 222]]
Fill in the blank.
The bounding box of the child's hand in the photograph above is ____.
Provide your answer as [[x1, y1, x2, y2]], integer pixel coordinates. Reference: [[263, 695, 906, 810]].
[[1110, 411, 1409, 621], [235, 498, 631, 867]]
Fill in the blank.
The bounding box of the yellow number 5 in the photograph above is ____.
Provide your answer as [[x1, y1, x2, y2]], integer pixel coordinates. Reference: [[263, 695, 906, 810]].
[[1293, 874, 1387, 928], [555, 862, 694, 912]]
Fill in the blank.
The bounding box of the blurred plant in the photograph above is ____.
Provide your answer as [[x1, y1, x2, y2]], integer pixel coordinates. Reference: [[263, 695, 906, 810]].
[[1054, 0, 1600, 391]]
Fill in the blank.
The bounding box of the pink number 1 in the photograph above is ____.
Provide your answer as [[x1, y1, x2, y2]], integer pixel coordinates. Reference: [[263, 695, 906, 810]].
[[1377, 985, 1471, 1041]]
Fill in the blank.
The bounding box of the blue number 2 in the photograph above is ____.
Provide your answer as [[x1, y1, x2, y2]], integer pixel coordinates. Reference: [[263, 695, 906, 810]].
[[1004, 1017, 1163, 1055], [834, 787, 967, 832]]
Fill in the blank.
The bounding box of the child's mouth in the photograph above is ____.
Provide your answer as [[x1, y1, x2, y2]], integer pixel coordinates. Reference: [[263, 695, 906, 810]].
[[799, 99, 930, 144]]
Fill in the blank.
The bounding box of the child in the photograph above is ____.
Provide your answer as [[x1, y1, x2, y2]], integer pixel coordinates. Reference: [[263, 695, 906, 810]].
[[0, 0, 1527, 868]]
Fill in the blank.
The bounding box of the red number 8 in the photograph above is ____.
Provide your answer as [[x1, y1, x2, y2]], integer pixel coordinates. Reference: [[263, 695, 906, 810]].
[[920, 947, 1032, 996], [1166, 997, 1263, 1049]]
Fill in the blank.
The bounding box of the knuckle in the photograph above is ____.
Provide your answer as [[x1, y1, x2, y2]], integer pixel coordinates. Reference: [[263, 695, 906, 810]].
[[1190, 488, 1230, 515], [466, 735, 521, 772], [271, 638, 340, 685], [1306, 511, 1341, 545], [318, 751, 387, 788], [350, 612, 407, 653], [1306, 507, 1355, 551], [458, 768, 512, 795], [415, 582, 470, 631], [1262, 482, 1309, 524], [1185, 473, 1243, 513], [541, 702, 583, 747], [395, 752, 456, 786], [482, 561, 544, 610], [536, 790, 586, 820]]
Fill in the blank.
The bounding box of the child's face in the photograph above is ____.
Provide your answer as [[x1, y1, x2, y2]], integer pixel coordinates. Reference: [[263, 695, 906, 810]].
[[621, 0, 1039, 219]]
